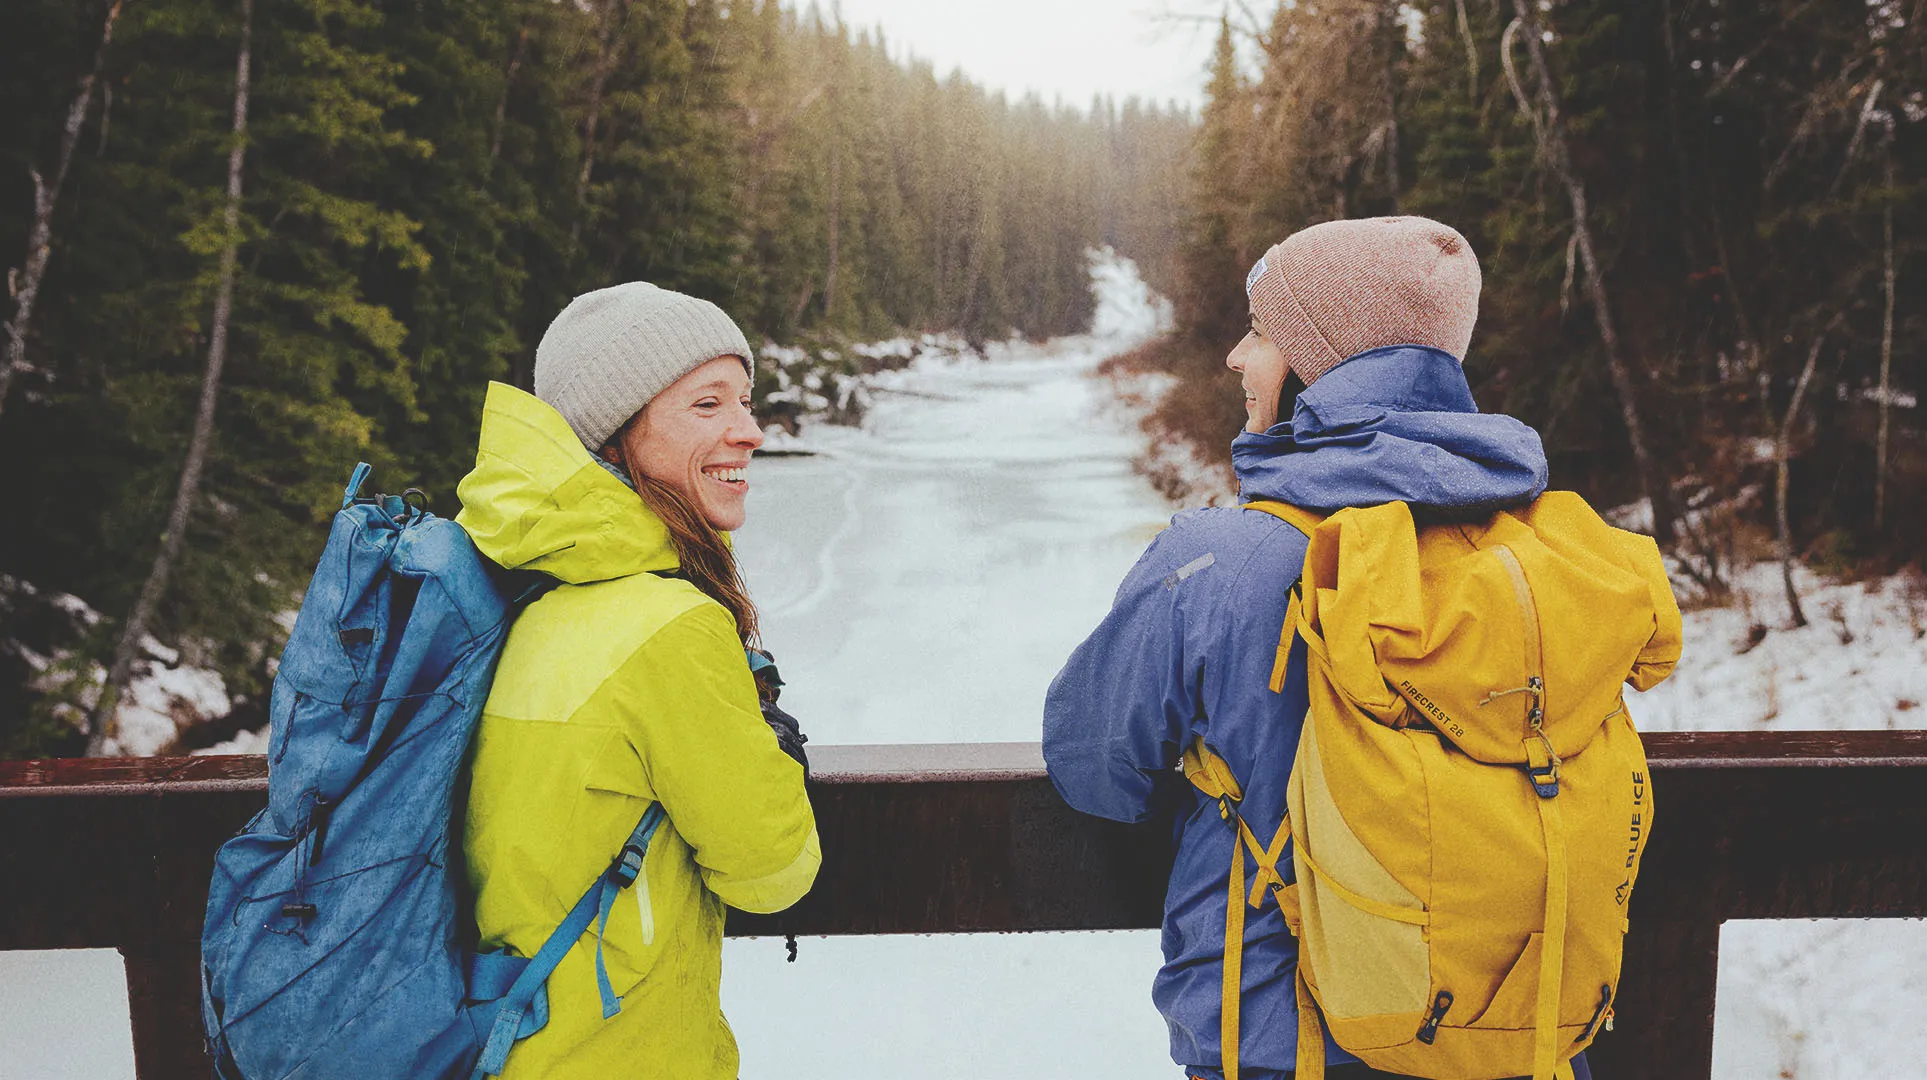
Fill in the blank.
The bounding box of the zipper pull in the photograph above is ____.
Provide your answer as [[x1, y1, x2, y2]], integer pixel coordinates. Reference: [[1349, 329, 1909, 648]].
[[1416, 989, 1454, 1044], [309, 795, 333, 864], [1580, 984, 1613, 1040]]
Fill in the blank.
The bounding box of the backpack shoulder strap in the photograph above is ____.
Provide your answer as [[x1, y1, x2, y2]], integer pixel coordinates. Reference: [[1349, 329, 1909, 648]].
[[1240, 500, 1329, 536], [1238, 501, 1321, 694], [1182, 737, 1294, 1080], [472, 802, 668, 1079]]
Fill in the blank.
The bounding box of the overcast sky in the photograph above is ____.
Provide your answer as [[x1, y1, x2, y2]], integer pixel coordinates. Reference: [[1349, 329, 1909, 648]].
[[822, 0, 1218, 113]]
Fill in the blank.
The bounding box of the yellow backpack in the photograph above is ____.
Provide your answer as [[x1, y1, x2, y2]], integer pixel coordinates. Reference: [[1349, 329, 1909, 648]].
[[1185, 495, 1682, 1080]]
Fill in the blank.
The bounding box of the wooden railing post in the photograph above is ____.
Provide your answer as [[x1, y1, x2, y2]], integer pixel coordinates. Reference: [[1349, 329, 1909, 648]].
[[122, 943, 208, 1080], [1587, 918, 1722, 1078]]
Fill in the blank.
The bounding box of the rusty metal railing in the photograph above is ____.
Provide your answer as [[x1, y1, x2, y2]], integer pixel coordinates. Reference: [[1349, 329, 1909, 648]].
[[4, 731, 1926, 1079]]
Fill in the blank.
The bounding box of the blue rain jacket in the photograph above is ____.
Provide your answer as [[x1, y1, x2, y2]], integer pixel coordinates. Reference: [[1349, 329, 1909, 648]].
[[1044, 345, 1550, 1079]]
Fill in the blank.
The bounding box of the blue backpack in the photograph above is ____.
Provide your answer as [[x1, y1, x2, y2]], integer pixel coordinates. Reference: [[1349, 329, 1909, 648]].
[[201, 464, 663, 1079]]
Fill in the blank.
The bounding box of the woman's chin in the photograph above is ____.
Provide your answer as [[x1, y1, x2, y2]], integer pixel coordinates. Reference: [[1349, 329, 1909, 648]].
[[704, 502, 748, 532]]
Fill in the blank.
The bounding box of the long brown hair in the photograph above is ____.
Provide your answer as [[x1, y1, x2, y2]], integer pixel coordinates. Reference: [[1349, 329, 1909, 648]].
[[615, 457, 761, 651]]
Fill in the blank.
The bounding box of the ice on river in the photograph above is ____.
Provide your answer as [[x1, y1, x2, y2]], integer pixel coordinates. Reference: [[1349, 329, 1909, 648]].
[[731, 259, 1174, 744]]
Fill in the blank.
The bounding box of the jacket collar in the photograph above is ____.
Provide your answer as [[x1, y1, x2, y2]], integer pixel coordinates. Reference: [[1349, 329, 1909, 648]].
[[1232, 345, 1549, 514], [455, 382, 683, 584]]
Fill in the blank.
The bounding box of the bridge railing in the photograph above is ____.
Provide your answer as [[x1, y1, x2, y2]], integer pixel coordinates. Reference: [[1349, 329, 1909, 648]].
[[4, 731, 1925, 1079]]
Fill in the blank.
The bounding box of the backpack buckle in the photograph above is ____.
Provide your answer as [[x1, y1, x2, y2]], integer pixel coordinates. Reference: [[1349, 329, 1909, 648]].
[[610, 844, 647, 888], [1525, 733, 1561, 798], [1527, 764, 1560, 799]]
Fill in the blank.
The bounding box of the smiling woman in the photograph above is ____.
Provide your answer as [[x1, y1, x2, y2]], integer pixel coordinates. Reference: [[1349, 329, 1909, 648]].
[[451, 283, 816, 1079]]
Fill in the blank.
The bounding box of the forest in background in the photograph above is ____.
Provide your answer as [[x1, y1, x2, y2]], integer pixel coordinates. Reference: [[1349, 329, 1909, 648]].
[[1133, 0, 1922, 602], [3, 0, 1920, 759], [0, 0, 1191, 756]]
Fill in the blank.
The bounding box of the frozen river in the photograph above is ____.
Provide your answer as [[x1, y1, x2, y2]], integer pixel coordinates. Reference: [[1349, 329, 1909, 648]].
[[733, 328, 1173, 741]]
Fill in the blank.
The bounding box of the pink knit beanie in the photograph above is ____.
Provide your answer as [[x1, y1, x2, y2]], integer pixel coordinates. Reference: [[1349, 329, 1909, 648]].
[[1244, 216, 1482, 386]]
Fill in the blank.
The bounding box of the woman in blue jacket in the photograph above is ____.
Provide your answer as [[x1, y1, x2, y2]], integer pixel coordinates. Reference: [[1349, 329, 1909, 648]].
[[1043, 216, 1589, 1080]]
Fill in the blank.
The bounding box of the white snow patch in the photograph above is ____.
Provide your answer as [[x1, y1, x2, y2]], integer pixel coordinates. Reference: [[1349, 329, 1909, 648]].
[[103, 661, 231, 757], [194, 725, 270, 756], [0, 950, 135, 1080], [1631, 562, 1927, 732], [49, 591, 103, 627], [138, 634, 179, 666], [1714, 918, 1927, 1078], [1087, 245, 1174, 343]]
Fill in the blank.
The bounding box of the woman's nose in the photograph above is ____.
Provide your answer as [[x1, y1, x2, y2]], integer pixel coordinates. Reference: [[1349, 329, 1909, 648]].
[[730, 406, 765, 450]]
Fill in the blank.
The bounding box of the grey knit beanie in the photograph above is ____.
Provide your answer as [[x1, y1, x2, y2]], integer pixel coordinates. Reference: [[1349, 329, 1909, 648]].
[[533, 282, 755, 452]]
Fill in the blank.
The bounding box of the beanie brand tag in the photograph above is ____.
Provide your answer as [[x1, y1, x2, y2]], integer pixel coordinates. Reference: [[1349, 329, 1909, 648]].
[[1245, 255, 1269, 296]]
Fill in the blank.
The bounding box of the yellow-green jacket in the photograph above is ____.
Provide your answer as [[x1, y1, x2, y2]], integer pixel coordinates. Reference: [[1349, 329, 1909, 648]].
[[455, 381, 820, 1079]]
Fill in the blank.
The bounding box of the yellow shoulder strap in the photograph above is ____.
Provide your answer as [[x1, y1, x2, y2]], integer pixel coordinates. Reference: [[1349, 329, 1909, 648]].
[[1241, 499, 1329, 536], [1240, 502, 1325, 693], [1181, 738, 1296, 1080]]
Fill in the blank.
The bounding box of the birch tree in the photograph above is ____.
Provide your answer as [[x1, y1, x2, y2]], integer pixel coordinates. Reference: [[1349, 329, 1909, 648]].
[[87, 0, 250, 755], [1, 0, 126, 417]]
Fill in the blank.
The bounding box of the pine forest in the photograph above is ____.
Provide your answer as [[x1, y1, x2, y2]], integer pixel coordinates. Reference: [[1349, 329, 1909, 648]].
[[1, 0, 1921, 758]]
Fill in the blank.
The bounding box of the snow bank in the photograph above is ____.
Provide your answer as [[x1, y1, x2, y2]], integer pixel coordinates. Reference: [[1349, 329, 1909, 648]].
[[1633, 562, 1926, 732]]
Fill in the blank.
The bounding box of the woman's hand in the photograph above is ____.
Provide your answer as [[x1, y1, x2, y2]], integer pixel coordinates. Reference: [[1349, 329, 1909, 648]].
[[749, 649, 809, 774]]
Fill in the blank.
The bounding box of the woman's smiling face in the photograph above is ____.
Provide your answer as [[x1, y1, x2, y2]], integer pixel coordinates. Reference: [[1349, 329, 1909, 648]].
[[1225, 320, 1290, 433], [615, 355, 763, 531]]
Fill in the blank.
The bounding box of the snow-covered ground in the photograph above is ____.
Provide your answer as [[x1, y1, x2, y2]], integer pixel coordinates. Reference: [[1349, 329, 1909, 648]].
[[1633, 561, 1926, 733], [4, 250, 1922, 1079]]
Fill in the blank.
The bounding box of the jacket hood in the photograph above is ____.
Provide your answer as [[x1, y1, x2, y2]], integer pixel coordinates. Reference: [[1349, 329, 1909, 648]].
[[1233, 345, 1548, 514], [455, 381, 680, 583]]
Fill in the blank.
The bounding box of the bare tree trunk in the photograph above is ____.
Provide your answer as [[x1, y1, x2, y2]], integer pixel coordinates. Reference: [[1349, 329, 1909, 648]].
[[1876, 145, 1896, 530], [787, 277, 815, 329], [1453, 0, 1480, 104], [489, 19, 531, 165], [2, 0, 127, 418], [1658, 0, 1697, 259], [1379, 0, 1400, 210], [570, 0, 626, 246], [824, 141, 841, 317], [1506, 2, 1676, 545], [1383, 101, 1401, 211], [87, 0, 251, 756], [1775, 329, 1827, 630]]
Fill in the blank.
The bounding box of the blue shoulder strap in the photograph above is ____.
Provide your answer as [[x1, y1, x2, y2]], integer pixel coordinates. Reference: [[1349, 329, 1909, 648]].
[[471, 802, 668, 1079]]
